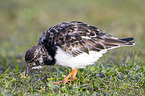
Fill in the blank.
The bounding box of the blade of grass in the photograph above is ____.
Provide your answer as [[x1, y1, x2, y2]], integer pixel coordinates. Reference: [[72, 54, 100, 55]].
[[0, 66, 10, 78], [15, 63, 19, 73]]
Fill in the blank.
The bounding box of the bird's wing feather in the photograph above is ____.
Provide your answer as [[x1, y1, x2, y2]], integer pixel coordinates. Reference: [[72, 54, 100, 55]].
[[53, 21, 107, 56]]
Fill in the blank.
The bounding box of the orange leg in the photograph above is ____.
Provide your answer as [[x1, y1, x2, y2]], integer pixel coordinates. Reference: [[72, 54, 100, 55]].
[[71, 68, 79, 80], [54, 68, 79, 84]]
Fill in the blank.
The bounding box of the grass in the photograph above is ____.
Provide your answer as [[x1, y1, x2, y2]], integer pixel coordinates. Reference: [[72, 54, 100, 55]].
[[0, 57, 144, 95], [0, 0, 145, 95]]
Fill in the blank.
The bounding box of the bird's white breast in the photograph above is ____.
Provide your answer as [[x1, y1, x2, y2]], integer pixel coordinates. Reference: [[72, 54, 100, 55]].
[[55, 47, 107, 69]]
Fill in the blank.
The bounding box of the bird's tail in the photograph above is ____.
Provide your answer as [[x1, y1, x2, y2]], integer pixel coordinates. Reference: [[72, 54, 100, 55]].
[[119, 37, 135, 46], [102, 37, 135, 50]]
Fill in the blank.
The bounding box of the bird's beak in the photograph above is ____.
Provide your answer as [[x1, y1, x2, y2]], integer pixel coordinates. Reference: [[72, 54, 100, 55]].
[[25, 63, 32, 76]]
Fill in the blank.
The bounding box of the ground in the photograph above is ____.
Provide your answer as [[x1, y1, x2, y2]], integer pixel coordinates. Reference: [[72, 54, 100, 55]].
[[0, 0, 145, 95]]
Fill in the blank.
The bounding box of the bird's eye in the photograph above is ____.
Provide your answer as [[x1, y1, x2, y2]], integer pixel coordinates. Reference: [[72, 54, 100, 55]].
[[27, 58, 35, 63]]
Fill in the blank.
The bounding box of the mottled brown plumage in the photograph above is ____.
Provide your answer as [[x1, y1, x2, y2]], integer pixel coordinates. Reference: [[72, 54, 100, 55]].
[[37, 21, 134, 57]]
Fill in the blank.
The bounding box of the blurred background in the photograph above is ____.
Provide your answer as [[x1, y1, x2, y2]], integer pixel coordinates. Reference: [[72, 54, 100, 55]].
[[0, 0, 144, 73]]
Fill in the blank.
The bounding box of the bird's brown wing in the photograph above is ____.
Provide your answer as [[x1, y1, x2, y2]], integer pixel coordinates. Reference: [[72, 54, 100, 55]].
[[40, 21, 135, 57]]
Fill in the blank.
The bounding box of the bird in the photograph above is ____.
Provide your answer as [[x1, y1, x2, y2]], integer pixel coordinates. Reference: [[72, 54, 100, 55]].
[[25, 21, 135, 84]]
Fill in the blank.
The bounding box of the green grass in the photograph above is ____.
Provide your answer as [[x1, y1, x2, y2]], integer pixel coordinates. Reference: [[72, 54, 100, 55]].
[[0, 0, 145, 95], [0, 57, 144, 95]]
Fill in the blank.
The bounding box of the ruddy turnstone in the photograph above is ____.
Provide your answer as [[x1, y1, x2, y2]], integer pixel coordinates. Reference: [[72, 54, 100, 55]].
[[25, 21, 135, 83]]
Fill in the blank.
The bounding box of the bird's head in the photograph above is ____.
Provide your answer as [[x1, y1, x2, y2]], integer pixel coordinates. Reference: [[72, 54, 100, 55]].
[[25, 45, 53, 76]]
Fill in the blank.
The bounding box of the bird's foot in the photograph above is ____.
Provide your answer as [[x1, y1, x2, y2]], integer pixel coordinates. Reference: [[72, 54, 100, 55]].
[[53, 80, 63, 84], [54, 77, 77, 84], [54, 68, 78, 84], [69, 77, 77, 81]]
